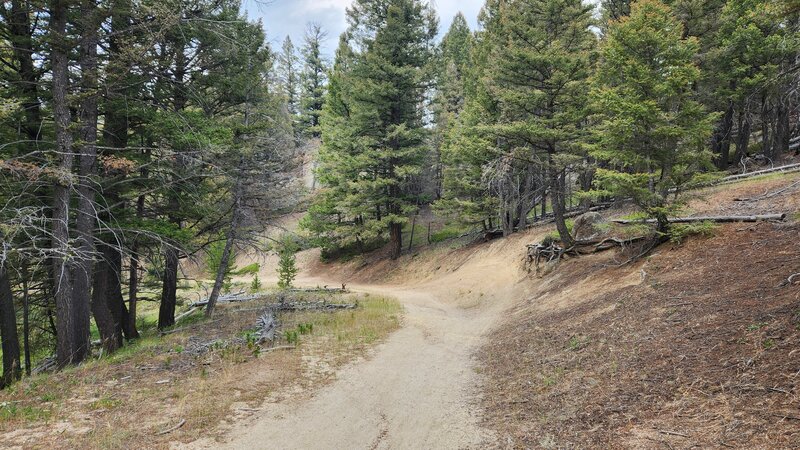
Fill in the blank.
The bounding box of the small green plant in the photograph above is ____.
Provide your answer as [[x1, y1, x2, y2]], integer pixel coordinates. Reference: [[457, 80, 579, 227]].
[[276, 234, 299, 289], [546, 219, 575, 242], [297, 323, 314, 335], [244, 331, 259, 349], [668, 221, 717, 244], [284, 330, 299, 344], [250, 273, 262, 292], [762, 339, 776, 350], [747, 322, 768, 332], [234, 263, 260, 276], [567, 335, 590, 351], [40, 392, 57, 402], [90, 396, 122, 410]]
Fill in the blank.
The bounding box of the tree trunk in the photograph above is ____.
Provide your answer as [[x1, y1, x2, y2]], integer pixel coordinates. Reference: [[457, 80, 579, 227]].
[[159, 40, 188, 328], [389, 222, 402, 259], [549, 158, 574, 247], [734, 108, 751, 166], [714, 101, 734, 169], [127, 192, 144, 339], [761, 95, 773, 159], [91, 245, 122, 353], [21, 263, 30, 376], [775, 100, 791, 157], [104, 1, 140, 340], [74, 0, 100, 354], [51, 0, 90, 368], [0, 264, 21, 387], [206, 165, 244, 316], [159, 245, 179, 330]]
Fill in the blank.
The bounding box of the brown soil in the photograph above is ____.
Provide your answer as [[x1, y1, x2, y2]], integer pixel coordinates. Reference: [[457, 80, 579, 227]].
[[480, 176, 800, 449]]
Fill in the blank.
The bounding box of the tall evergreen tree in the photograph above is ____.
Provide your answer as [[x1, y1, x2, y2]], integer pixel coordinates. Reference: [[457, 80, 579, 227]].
[[590, 0, 716, 231], [299, 23, 328, 138], [485, 0, 596, 245], [277, 35, 300, 118], [430, 13, 472, 200], [435, 2, 503, 231], [305, 0, 437, 259]]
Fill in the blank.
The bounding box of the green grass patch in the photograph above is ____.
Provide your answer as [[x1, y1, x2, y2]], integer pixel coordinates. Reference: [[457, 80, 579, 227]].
[[668, 221, 718, 244]]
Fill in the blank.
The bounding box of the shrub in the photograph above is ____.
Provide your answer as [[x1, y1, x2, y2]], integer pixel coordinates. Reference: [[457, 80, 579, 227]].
[[668, 220, 717, 244], [276, 234, 299, 289]]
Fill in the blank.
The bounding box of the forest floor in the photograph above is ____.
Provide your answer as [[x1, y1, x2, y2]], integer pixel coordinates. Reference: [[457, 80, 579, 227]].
[[481, 171, 800, 448]]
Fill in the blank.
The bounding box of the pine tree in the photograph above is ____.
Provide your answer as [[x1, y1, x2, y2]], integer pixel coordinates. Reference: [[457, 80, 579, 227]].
[[299, 23, 328, 138], [485, 0, 596, 245], [277, 36, 300, 118], [430, 13, 472, 200], [305, 0, 437, 259], [435, 2, 503, 231], [590, 0, 716, 231], [276, 235, 299, 289], [708, 0, 799, 166]]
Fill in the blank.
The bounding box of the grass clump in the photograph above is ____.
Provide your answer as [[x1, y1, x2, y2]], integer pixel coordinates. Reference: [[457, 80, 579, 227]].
[[668, 220, 717, 244]]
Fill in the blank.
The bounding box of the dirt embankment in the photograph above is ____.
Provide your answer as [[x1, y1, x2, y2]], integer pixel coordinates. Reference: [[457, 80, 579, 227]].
[[480, 175, 800, 449]]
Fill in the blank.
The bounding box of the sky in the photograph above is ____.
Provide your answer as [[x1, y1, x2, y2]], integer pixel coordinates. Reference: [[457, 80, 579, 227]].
[[242, 0, 484, 57]]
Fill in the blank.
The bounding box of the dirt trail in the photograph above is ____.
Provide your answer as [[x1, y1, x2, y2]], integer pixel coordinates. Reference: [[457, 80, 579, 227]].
[[188, 282, 502, 449], [186, 236, 531, 450]]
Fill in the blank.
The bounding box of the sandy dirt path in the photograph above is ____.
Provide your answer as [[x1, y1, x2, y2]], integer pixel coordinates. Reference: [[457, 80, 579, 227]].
[[185, 279, 505, 450]]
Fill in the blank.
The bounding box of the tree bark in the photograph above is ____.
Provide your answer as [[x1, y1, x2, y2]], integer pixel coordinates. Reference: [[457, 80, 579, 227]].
[[775, 99, 791, 157], [714, 101, 734, 169], [91, 245, 122, 353], [74, 0, 100, 353], [127, 193, 144, 339], [0, 264, 21, 387], [159, 38, 188, 328], [158, 246, 179, 330], [102, 0, 139, 340], [389, 222, 402, 259], [206, 163, 244, 316], [21, 263, 30, 375], [51, 0, 90, 368], [549, 157, 574, 247], [734, 108, 751, 166]]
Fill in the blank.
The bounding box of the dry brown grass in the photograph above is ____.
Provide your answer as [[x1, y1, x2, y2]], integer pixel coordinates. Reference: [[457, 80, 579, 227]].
[[0, 292, 401, 450]]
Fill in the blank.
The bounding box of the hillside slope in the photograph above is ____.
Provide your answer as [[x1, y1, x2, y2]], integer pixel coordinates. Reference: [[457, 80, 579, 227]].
[[479, 175, 800, 448]]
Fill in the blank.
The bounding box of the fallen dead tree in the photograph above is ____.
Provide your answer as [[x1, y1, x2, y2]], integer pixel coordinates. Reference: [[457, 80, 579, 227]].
[[263, 300, 358, 312], [189, 291, 268, 308], [611, 214, 786, 225], [719, 162, 800, 184], [286, 285, 348, 293]]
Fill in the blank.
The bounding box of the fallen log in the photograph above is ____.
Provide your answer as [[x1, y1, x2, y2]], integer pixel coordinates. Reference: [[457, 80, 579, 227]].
[[720, 162, 800, 184], [263, 300, 358, 312], [189, 291, 268, 307], [174, 306, 199, 323], [612, 214, 786, 224], [286, 286, 348, 294]]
